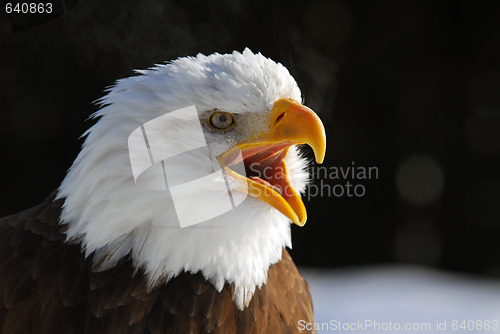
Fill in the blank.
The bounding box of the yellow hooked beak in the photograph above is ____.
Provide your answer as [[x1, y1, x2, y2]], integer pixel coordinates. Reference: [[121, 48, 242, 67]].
[[218, 98, 326, 226]]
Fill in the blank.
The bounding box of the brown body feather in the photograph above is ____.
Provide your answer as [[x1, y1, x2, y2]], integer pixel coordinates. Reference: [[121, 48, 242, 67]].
[[0, 193, 314, 333]]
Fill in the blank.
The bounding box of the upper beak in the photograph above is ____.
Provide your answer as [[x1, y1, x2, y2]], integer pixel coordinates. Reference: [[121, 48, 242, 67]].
[[269, 98, 326, 164], [219, 98, 326, 226]]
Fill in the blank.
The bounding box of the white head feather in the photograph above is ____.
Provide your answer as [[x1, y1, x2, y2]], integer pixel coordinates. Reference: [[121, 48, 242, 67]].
[[57, 48, 309, 309]]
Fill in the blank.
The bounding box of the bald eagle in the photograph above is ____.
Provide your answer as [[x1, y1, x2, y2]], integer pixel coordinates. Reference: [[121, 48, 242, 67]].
[[0, 49, 326, 333]]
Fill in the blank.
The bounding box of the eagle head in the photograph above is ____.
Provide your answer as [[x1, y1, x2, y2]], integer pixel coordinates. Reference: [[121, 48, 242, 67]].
[[57, 48, 326, 309]]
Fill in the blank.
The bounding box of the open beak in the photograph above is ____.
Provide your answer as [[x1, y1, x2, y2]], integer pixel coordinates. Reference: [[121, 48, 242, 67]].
[[218, 98, 326, 226]]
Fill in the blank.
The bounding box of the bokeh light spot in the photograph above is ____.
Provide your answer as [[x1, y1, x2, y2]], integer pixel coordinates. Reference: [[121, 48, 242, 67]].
[[396, 155, 445, 205]]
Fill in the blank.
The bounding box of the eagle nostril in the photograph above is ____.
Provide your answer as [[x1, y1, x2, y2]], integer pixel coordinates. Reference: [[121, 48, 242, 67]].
[[275, 112, 286, 125]]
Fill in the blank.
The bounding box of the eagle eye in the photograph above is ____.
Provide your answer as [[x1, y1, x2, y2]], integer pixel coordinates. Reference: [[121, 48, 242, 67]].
[[207, 111, 235, 130]]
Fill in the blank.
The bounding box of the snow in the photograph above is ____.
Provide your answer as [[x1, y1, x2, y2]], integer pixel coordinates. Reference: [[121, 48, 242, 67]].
[[300, 266, 500, 333]]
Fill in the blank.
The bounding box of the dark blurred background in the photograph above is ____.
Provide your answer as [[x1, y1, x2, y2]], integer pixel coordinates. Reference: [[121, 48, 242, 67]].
[[1, 0, 499, 277]]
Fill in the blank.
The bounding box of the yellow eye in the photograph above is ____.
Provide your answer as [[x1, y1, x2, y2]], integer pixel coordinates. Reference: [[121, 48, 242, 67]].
[[208, 111, 235, 130]]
